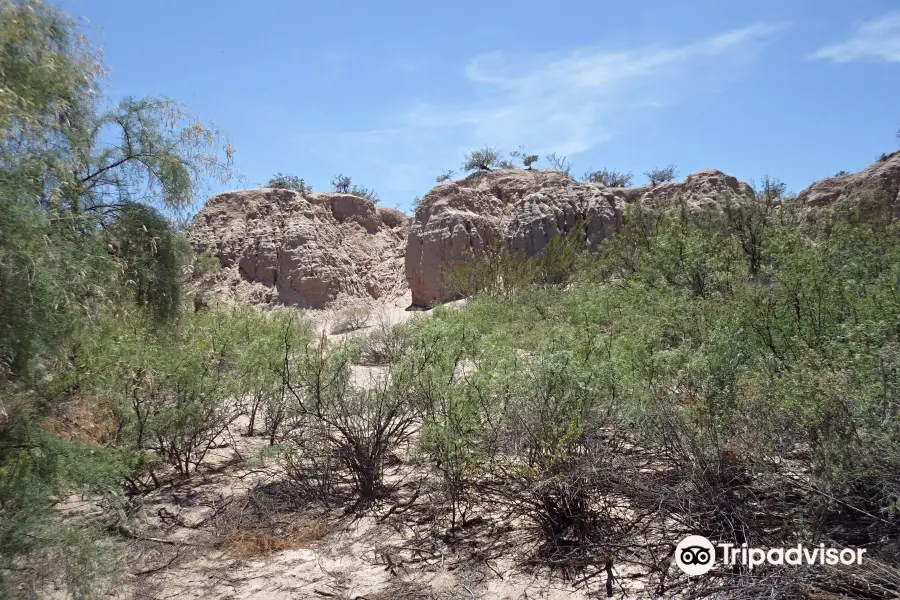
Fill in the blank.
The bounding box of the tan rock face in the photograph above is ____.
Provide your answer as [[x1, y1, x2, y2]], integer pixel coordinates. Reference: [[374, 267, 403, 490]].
[[405, 168, 758, 307], [405, 169, 625, 307], [609, 168, 755, 207], [797, 151, 900, 214], [189, 189, 408, 308]]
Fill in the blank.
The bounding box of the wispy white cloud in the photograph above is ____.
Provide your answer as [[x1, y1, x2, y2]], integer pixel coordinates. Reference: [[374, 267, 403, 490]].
[[396, 22, 784, 158], [811, 11, 900, 63], [292, 23, 784, 202]]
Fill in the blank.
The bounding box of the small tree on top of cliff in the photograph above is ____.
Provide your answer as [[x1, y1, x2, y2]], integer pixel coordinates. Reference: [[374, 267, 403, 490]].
[[645, 165, 679, 185], [331, 173, 352, 193], [267, 172, 312, 193], [350, 184, 380, 204], [463, 147, 501, 172], [509, 145, 539, 169], [546, 152, 572, 176], [583, 169, 633, 187], [436, 169, 455, 183]]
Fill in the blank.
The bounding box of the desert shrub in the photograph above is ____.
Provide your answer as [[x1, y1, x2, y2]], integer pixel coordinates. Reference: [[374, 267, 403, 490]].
[[545, 152, 572, 176], [509, 146, 539, 169], [435, 169, 454, 183], [0, 0, 237, 592], [641, 202, 744, 298], [78, 308, 310, 479], [486, 341, 629, 561], [582, 168, 633, 187], [644, 164, 679, 185], [462, 147, 501, 172], [191, 249, 221, 281], [418, 385, 484, 532], [267, 172, 312, 193], [257, 311, 313, 444], [357, 321, 411, 367], [329, 174, 379, 203], [723, 176, 788, 276], [284, 335, 418, 508], [81, 311, 241, 477], [330, 173, 351, 193], [414, 190, 900, 591], [350, 184, 380, 203], [447, 222, 589, 300], [402, 321, 485, 532], [230, 309, 312, 438], [446, 242, 534, 300], [329, 305, 372, 334]]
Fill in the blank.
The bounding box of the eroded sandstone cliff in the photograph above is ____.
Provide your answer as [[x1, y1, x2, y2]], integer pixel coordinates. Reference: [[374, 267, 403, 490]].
[[188, 188, 408, 308]]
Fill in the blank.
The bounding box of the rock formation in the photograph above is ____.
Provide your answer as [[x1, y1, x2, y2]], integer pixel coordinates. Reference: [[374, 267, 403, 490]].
[[404, 170, 624, 307], [797, 151, 900, 215], [189, 152, 900, 312], [405, 168, 757, 307], [188, 188, 408, 309], [608, 168, 755, 208]]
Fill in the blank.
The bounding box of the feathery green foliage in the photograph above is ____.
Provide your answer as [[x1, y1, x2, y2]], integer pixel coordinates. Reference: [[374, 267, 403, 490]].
[[267, 172, 311, 192], [582, 168, 633, 187], [0, 0, 237, 592], [644, 164, 678, 184], [462, 147, 500, 171]]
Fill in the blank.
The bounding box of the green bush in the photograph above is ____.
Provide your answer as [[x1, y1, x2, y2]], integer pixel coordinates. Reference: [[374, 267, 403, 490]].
[[0, 0, 236, 592], [644, 164, 678, 184], [267, 172, 312, 193], [582, 168, 633, 187], [399, 189, 900, 591], [462, 147, 500, 172]]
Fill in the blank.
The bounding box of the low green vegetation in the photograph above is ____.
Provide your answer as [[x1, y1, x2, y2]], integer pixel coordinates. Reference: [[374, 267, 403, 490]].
[[4, 1, 900, 597], [330, 173, 380, 203], [582, 168, 634, 187], [267, 172, 312, 193], [396, 189, 900, 596], [462, 147, 501, 172], [645, 164, 679, 184]]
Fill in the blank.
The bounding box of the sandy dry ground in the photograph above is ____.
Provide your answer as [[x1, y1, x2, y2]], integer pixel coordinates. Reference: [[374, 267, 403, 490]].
[[113, 438, 616, 600], [42, 294, 672, 600], [113, 431, 661, 600]]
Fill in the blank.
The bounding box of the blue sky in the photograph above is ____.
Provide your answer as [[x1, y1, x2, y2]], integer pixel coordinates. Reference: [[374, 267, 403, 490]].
[[64, 0, 900, 212]]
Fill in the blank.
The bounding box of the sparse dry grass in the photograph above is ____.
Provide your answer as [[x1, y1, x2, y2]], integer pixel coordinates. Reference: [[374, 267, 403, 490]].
[[329, 305, 372, 334], [40, 396, 117, 445], [222, 518, 327, 558]]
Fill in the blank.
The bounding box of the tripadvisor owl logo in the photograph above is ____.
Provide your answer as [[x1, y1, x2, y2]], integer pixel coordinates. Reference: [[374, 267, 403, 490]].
[[674, 534, 868, 576], [675, 535, 716, 576]]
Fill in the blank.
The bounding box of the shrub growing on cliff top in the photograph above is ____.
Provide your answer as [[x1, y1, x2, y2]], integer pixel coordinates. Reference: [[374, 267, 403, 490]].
[[463, 147, 501, 171], [436, 169, 455, 183], [644, 164, 679, 185], [267, 172, 312, 193], [510, 146, 539, 169], [545, 152, 572, 175], [350, 184, 380, 203], [330, 174, 379, 203], [331, 173, 352, 193], [582, 168, 633, 187]]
